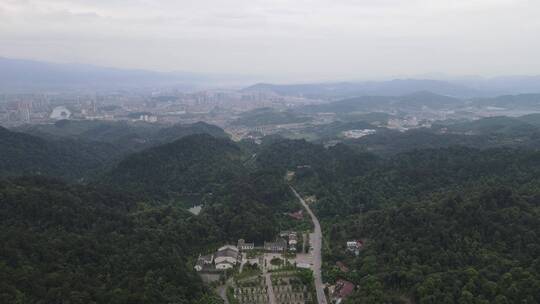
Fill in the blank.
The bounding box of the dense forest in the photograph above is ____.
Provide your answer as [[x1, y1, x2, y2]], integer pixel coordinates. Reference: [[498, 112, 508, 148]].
[[0, 177, 222, 303], [0, 124, 305, 303], [105, 134, 247, 200], [15, 120, 228, 153], [0, 126, 122, 180], [232, 107, 312, 126], [257, 136, 540, 303], [3, 116, 540, 303], [333, 188, 540, 303]]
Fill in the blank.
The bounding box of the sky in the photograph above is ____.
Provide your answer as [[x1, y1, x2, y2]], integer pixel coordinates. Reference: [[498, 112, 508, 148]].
[[0, 0, 539, 81]]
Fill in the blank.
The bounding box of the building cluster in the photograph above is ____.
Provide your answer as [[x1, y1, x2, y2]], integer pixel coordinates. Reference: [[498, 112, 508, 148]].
[[195, 245, 241, 272], [195, 232, 304, 272], [0, 90, 303, 127], [341, 129, 377, 139]]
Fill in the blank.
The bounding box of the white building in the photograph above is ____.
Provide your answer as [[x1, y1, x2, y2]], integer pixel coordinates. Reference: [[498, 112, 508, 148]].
[[215, 245, 239, 270], [237, 239, 255, 251], [50, 106, 72, 120], [194, 254, 213, 272]]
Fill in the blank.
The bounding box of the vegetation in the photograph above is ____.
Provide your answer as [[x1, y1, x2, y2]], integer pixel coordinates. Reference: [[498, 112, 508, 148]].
[[0, 177, 221, 303], [232, 108, 311, 127], [16, 120, 228, 153], [340, 188, 540, 303], [106, 134, 246, 200], [4, 115, 540, 303], [0, 126, 122, 181]]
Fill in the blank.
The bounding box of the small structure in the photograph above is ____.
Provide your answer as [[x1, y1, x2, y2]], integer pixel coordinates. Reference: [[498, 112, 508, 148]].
[[336, 261, 349, 273], [237, 239, 255, 251], [346, 240, 363, 255], [288, 232, 298, 252], [288, 210, 304, 220], [288, 232, 298, 246], [194, 254, 213, 272], [264, 238, 287, 252], [215, 245, 240, 270], [279, 230, 293, 238], [332, 279, 355, 303]]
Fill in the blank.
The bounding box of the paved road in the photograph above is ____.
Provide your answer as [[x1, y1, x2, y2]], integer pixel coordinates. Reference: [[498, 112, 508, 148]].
[[216, 278, 231, 304], [264, 273, 277, 304], [290, 186, 327, 304]]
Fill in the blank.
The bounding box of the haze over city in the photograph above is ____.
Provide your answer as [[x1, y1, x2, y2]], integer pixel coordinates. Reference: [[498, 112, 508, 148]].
[[1, 0, 540, 81]]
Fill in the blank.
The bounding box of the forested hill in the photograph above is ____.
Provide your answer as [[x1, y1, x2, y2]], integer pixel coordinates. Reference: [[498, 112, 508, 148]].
[[231, 107, 312, 127], [0, 126, 122, 181], [0, 177, 222, 304], [16, 120, 229, 153], [105, 134, 247, 200], [263, 137, 540, 303], [338, 188, 540, 304]]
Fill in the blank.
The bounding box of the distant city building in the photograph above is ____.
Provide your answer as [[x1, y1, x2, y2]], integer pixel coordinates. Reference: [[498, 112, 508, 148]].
[[139, 114, 158, 123], [341, 129, 376, 139], [50, 106, 72, 120]]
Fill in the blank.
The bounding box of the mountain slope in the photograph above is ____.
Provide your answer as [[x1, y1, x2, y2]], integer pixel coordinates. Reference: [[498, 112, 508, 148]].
[[0, 57, 209, 90], [337, 188, 540, 304], [0, 177, 222, 304], [472, 94, 540, 109], [244, 79, 478, 98], [106, 134, 246, 199], [232, 108, 312, 126], [16, 120, 229, 153], [0, 126, 121, 180], [300, 92, 463, 114]]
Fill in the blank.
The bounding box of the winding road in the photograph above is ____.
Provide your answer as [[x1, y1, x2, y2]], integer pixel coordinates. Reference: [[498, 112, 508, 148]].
[[290, 186, 327, 304]]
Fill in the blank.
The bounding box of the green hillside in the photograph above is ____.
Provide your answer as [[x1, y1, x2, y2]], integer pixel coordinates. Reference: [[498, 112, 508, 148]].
[[0, 126, 121, 180], [232, 108, 312, 126], [0, 177, 222, 304], [106, 134, 245, 200]]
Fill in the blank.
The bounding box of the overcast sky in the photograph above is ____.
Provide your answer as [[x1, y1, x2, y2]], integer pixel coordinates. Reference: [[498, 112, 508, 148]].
[[0, 0, 539, 81]]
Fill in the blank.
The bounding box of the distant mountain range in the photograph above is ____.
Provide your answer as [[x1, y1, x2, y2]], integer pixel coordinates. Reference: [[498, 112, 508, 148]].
[[0, 57, 254, 91], [243, 79, 480, 98], [243, 77, 540, 98], [2, 56, 540, 96], [298, 91, 465, 113]]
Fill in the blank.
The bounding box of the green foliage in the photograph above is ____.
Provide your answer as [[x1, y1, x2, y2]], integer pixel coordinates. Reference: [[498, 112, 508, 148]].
[[232, 107, 311, 127], [16, 120, 228, 152], [0, 126, 122, 181], [106, 134, 246, 200], [0, 177, 222, 303], [332, 189, 540, 303]]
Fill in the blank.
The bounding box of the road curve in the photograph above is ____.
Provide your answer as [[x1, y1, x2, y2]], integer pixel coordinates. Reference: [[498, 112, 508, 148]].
[[290, 186, 327, 304]]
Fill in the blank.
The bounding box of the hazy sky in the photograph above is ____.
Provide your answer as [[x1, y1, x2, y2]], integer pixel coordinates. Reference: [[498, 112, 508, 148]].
[[1, 0, 539, 81]]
